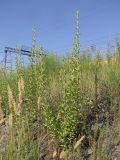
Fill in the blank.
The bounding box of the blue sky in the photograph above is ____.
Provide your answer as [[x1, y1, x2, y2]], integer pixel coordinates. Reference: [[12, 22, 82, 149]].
[[0, 0, 120, 56]]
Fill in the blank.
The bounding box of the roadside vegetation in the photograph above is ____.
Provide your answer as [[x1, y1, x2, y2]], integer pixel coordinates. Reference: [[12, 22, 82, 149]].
[[0, 11, 120, 160]]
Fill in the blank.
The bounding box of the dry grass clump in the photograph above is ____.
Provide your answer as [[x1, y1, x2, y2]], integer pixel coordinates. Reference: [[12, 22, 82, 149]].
[[8, 77, 24, 116]]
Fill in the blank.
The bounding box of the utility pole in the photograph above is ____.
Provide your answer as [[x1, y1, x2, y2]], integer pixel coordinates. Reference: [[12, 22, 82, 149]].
[[4, 48, 7, 70], [4, 46, 32, 70], [3, 46, 47, 71]]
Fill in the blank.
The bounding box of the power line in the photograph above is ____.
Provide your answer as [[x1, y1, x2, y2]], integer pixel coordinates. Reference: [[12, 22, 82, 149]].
[[81, 33, 120, 44], [36, 0, 113, 35], [46, 32, 120, 53]]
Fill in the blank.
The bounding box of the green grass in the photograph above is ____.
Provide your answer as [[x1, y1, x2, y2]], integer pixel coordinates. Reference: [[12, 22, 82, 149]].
[[0, 11, 120, 160]]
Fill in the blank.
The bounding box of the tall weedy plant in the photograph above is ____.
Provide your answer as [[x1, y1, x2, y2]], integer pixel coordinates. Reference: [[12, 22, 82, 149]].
[[39, 11, 83, 153]]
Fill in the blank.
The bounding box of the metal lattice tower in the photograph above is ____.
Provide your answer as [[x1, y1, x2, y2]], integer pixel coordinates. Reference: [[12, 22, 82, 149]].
[[4, 46, 32, 70]]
